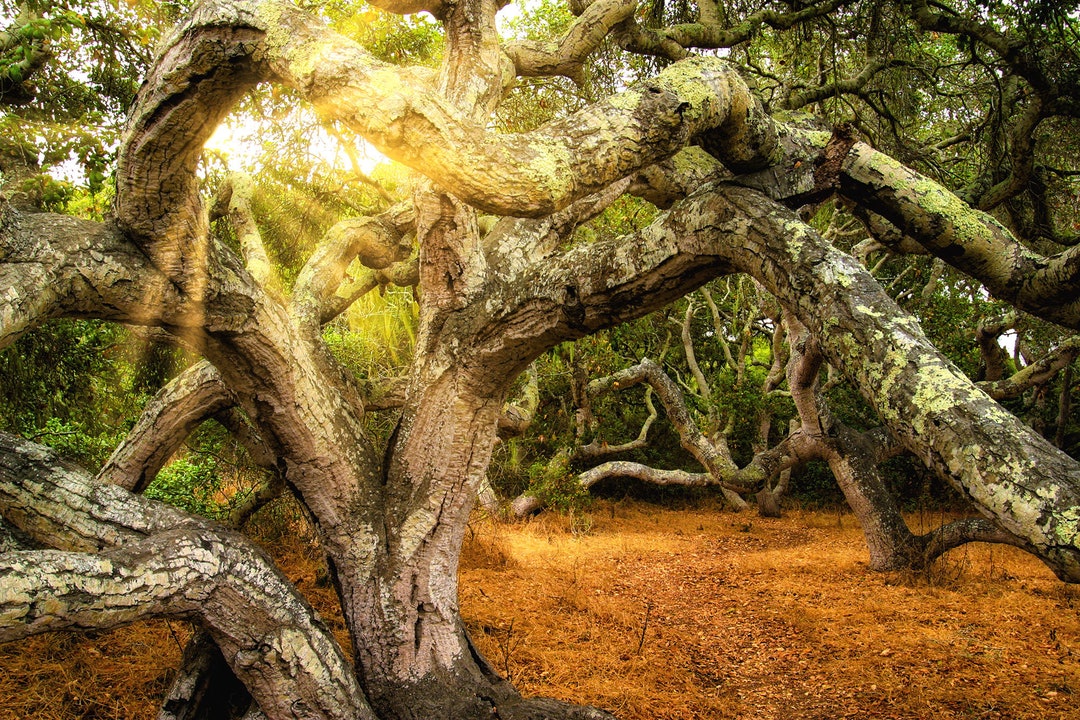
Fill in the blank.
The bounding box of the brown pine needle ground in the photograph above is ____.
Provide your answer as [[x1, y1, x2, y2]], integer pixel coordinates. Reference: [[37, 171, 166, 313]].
[[460, 501, 1079, 720], [1, 500, 1077, 719]]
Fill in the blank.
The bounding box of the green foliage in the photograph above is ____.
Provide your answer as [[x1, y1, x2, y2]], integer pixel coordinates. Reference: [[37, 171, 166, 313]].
[[0, 320, 192, 473], [907, 278, 991, 379], [28, 417, 124, 469], [527, 453, 592, 514], [14, 172, 75, 212], [145, 455, 223, 519], [323, 286, 418, 379], [0, 0, 162, 190], [0, 320, 125, 432], [789, 460, 846, 508], [577, 195, 659, 243], [328, 5, 443, 66]]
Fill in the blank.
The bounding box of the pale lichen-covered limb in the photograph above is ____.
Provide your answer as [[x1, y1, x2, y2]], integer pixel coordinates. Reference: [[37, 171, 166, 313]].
[[837, 142, 1080, 329], [626, 146, 729, 208], [0, 432, 373, 720], [575, 387, 657, 461], [705, 184, 1080, 581], [0, 533, 373, 720], [680, 300, 716, 416], [578, 461, 713, 490], [504, 0, 636, 83], [483, 179, 631, 278], [510, 356, 820, 517], [279, 42, 777, 211], [117, 0, 779, 236], [587, 358, 804, 494], [96, 360, 235, 492], [732, 127, 1080, 330], [784, 313, 1052, 571]]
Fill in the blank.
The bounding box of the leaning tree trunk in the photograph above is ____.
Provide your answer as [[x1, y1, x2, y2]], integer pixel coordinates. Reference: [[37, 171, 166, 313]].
[[720, 188, 1080, 580]]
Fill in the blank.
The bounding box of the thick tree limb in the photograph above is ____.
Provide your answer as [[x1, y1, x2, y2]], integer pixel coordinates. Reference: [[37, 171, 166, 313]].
[[836, 141, 1080, 329], [114, 14, 262, 273], [505, 0, 636, 83], [0, 432, 373, 720], [612, 19, 688, 63], [117, 0, 779, 234], [0, 531, 373, 720], [626, 147, 729, 208], [784, 317, 1049, 572], [0, 206, 188, 350], [732, 127, 1080, 330], [920, 517, 1041, 561], [97, 361, 235, 492], [707, 184, 1080, 581]]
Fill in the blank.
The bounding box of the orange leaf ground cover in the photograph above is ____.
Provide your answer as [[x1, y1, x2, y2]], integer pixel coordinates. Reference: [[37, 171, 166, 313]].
[[460, 501, 1078, 719], [1, 499, 1076, 719]]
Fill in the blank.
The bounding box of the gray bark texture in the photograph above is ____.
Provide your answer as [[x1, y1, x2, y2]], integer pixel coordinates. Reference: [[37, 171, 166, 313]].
[[2, 0, 1079, 718]]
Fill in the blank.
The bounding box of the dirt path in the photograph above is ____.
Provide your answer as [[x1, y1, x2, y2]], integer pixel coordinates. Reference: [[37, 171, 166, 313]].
[[461, 501, 1079, 719]]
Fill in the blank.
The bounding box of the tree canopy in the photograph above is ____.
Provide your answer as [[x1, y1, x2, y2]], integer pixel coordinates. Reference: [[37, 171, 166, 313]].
[[1, 1, 1079, 719]]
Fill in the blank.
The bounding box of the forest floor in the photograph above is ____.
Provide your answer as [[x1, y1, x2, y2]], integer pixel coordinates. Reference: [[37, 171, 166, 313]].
[[1, 498, 1077, 719]]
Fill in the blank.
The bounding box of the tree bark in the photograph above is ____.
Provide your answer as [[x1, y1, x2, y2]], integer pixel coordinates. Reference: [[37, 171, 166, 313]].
[[0, 433, 373, 720], [698, 185, 1080, 580]]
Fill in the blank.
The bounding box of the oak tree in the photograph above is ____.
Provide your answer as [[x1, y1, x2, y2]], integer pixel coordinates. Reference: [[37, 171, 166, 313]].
[[2, 1, 1079, 718]]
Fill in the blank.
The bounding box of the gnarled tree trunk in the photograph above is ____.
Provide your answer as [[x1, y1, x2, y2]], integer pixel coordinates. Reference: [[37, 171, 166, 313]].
[[3, 1, 1080, 719]]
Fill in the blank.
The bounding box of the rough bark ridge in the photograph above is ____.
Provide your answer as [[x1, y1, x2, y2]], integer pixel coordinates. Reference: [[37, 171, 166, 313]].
[[2, 1, 1080, 719]]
